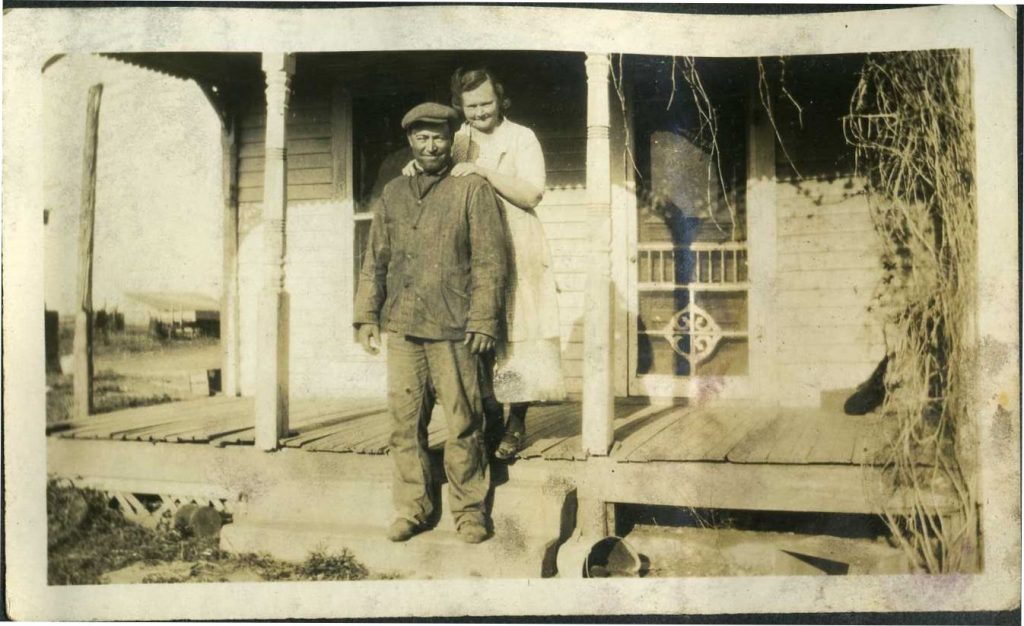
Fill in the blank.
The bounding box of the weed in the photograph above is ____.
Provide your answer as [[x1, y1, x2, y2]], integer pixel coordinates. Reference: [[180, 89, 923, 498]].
[[48, 481, 375, 584]]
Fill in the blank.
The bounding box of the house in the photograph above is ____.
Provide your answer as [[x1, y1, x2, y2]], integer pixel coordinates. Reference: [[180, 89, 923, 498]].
[[101, 50, 886, 405], [125, 291, 220, 338], [46, 48, 954, 576]]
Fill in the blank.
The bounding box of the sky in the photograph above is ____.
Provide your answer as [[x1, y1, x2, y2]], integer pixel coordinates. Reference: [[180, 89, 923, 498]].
[[43, 54, 223, 317]]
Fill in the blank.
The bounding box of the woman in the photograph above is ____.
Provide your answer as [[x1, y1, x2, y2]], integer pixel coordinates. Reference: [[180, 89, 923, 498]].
[[409, 67, 565, 460]]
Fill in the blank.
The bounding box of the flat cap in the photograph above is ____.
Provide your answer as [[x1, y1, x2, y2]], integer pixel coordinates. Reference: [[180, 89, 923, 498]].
[[401, 102, 460, 130]]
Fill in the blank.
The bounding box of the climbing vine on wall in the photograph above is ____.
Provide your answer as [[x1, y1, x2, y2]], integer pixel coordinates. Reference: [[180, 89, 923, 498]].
[[844, 49, 978, 573]]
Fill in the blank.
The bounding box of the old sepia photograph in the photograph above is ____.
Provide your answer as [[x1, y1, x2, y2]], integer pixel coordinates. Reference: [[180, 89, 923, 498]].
[[3, 3, 1019, 620]]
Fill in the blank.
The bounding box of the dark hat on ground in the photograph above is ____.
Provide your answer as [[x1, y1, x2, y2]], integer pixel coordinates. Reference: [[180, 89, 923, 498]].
[[401, 102, 460, 130]]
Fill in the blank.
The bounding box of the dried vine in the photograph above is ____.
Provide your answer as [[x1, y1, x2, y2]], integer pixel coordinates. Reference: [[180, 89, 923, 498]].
[[844, 49, 978, 573], [756, 57, 803, 180], [675, 56, 735, 239], [612, 55, 789, 242]]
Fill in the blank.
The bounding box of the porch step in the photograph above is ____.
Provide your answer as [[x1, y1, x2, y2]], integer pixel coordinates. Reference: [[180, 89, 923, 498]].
[[221, 473, 578, 578], [220, 520, 558, 579], [234, 475, 575, 535]]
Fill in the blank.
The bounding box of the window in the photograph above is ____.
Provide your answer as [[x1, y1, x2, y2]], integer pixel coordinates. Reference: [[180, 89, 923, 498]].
[[351, 92, 423, 292]]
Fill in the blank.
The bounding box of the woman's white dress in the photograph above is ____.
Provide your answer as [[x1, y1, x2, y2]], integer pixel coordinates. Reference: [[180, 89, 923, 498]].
[[454, 119, 566, 403]]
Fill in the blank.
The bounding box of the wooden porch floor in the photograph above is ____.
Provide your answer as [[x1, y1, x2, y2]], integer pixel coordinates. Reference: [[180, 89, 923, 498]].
[[51, 395, 897, 466]]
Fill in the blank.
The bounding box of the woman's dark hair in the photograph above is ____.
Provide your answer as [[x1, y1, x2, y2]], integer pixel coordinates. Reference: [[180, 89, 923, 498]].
[[450, 67, 511, 114]]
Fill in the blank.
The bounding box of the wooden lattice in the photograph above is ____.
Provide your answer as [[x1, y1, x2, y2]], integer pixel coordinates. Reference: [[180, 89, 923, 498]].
[[58, 476, 238, 529]]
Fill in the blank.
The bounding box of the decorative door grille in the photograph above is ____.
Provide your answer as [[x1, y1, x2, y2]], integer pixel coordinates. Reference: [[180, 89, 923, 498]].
[[636, 241, 749, 377]]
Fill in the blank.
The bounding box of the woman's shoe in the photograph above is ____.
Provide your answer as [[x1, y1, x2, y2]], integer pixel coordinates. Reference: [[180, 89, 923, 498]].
[[494, 430, 524, 461]]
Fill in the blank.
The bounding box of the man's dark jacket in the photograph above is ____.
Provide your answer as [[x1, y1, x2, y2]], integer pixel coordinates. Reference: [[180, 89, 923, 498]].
[[353, 169, 508, 341]]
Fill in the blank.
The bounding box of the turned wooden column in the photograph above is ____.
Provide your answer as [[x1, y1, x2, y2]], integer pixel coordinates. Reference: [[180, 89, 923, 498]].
[[255, 53, 295, 451], [581, 53, 615, 456]]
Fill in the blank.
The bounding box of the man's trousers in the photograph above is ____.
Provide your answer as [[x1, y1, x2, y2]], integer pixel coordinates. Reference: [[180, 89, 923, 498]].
[[387, 333, 490, 528]]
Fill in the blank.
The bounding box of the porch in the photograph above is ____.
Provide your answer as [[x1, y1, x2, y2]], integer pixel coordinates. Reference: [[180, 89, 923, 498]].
[[48, 49, 933, 577], [48, 396, 953, 577], [49, 395, 948, 515]]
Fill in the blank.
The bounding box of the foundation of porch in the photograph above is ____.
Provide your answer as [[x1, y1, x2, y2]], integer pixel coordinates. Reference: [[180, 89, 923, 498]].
[[47, 397, 956, 578]]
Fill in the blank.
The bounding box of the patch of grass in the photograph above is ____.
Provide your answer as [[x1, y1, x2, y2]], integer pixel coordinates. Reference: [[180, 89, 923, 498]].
[[58, 324, 220, 359], [46, 371, 177, 424], [48, 481, 220, 585], [46, 374, 76, 425], [93, 392, 176, 415], [48, 481, 376, 585]]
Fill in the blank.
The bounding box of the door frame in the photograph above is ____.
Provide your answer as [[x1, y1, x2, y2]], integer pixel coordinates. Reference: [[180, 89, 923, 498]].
[[622, 75, 759, 401]]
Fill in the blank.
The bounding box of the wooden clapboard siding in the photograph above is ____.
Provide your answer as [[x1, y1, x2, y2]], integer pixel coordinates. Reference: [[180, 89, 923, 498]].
[[285, 201, 360, 397], [234, 88, 339, 397], [237, 199, 387, 398], [778, 323, 880, 348], [778, 268, 879, 291], [777, 305, 881, 328], [238, 153, 332, 173], [774, 287, 879, 310], [766, 63, 887, 404], [237, 94, 337, 204], [536, 188, 589, 388], [777, 249, 882, 273], [774, 178, 886, 403]]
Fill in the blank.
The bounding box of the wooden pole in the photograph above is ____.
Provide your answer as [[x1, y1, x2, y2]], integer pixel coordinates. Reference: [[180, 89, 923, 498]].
[[220, 109, 241, 397], [255, 53, 295, 451], [73, 83, 103, 420], [197, 82, 242, 396], [582, 53, 615, 456]]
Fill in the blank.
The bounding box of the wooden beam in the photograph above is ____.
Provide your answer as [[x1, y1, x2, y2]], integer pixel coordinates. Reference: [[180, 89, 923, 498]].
[[581, 52, 615, 456], [196, 81, 243, 397], [255, 53, 295, 451], [73, 83, 103, 421], [578, 457, 959, 516]]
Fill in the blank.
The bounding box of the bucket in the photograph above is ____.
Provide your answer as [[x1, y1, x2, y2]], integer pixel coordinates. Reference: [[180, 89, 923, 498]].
[[206, 369, 222, 396], [583, 536, 644, 578]]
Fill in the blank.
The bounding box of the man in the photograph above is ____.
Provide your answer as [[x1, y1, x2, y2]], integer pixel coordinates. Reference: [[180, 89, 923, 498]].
[[353, 102, 507, 544]]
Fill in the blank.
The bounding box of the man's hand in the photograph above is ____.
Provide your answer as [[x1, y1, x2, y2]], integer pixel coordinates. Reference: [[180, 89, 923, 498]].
[[464, 332, 495, 354], [451, 162, 483, 178], [357, 323, 381, 355], [401, 160, 417, 176]]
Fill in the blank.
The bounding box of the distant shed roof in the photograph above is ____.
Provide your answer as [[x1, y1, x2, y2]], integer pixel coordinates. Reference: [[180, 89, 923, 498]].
[[126, 291, 220, 312]]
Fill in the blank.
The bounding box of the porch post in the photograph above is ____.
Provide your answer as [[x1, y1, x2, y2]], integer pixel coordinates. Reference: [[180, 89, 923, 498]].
[[745, 79, 779, 406], [255, 53, 295, 451], [73, 83, 103, 421], [220, 106, 241, 397], [582, 53, 615, 456]]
